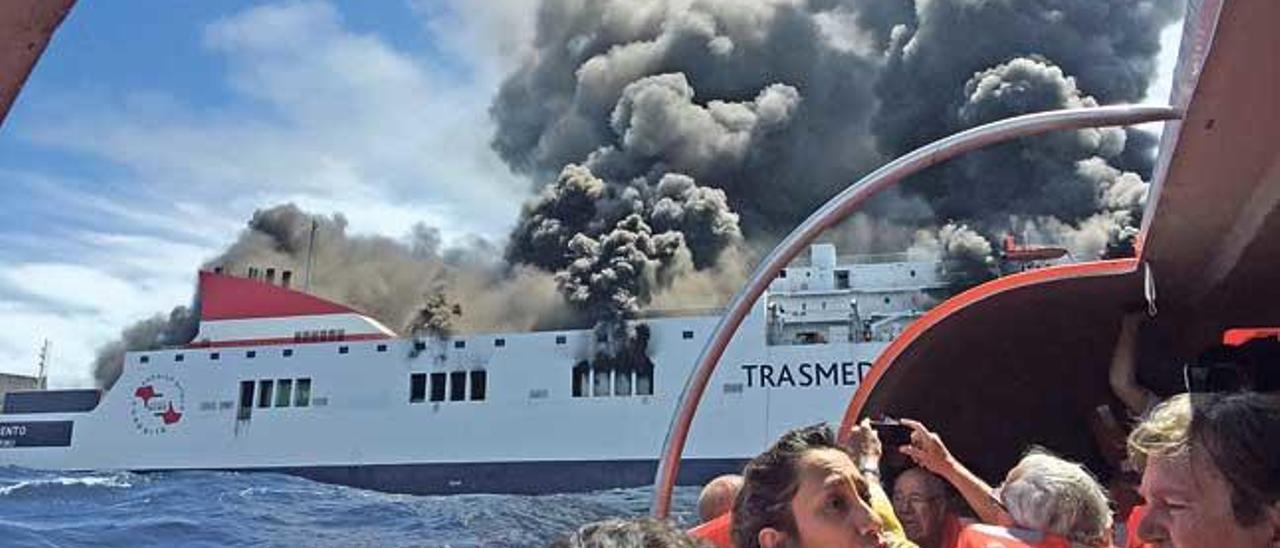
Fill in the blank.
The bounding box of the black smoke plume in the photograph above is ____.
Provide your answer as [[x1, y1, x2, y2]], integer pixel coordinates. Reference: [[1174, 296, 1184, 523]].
[[492, 0, 1182, 301]]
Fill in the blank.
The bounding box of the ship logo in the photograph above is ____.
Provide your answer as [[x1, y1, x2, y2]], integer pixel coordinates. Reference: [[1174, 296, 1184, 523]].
[[130, 375, 186, 435]]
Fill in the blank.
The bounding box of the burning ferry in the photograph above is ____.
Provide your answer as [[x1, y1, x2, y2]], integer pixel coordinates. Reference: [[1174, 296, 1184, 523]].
[[0, 244, 945, 494]]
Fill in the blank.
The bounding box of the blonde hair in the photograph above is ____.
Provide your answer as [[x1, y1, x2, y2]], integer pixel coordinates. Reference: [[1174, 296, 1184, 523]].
[[1126, 393, 1192, 470]]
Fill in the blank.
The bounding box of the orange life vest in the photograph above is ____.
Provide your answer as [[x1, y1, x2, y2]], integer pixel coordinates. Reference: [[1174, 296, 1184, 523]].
[[954, 523, 1078, 548], [1125, 505, 1152, 548], [688, 512, 733, 548]]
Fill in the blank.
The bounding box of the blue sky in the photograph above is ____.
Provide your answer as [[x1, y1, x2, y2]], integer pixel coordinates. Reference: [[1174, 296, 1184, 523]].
[[0, 1, 1182, 387], [0, 1, 536, 386]]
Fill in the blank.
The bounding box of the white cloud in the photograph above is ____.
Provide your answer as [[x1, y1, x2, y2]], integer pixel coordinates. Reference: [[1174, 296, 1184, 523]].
[[1136, 18, 1185, 135], [23, 0, 525, 240], [1, 1, 535, 383]]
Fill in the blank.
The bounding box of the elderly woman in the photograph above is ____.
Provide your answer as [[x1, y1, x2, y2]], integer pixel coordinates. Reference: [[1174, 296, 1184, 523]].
[[897, 420, 1112, 546], [731, 422, 917, 548]]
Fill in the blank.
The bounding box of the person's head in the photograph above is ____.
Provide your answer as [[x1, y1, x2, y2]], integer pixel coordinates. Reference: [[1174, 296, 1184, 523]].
[[892, 467, 952, 548], [698, 474, 744, 523], [732, 423, 886, 548], [997, 450, 1112, 545], [548, 517, 703, 548], [1128, 392, 1280, 547]]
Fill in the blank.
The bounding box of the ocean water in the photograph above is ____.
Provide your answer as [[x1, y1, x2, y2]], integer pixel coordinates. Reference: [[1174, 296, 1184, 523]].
[[0, 467, 701, 547]]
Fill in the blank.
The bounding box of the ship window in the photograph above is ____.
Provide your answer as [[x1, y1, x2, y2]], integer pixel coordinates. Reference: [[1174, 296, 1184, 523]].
[[450, 371, 467, 401], [283, 349, 293, 357], [778, 270, 787, 278], [174, 354, 184, 362], [494, 338, 505, 348], [275, 379, 293, 408], [429, 373, 447, 402], [470, 370, 487, 401], [835, 270, 850, 289], [246, 350, 257, 359], [338, 346, 349, 354], [295, 378, 311, 407], [682, 330, 694, 340], [140, 355, 150, 364], [614, 369, 633, 396], [454, 340, 466, 349], [883, 297, 891, 305], [555, 335, 566, 345], [238, 381, 254, 420], [210, 352, 220, 361], [909, 269, 917, 277], [257, 380, 274, 408], [414, 340, 426, 351], [410, 373, 427, 403], [636, 365, 654, 396], [377, 344, 388, 352], [572, 361, 589, 398], [593, 368, 611, 397], [596, 332, 608, 343]]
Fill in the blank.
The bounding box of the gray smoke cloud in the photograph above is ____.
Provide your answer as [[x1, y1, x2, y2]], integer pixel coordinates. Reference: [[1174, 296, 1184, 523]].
[[93, 204, 568, 388], [91, 306, 199, 388], [510, 165, 742, 324], [909, 223, 1000, 287], [492, 0, 1182, 299], [491, 0, 886, 233]]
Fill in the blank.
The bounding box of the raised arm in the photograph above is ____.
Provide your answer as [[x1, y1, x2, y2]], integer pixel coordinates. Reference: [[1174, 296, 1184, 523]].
[[897, 419, 1014, 527], [1107, 312, 1158, 416]]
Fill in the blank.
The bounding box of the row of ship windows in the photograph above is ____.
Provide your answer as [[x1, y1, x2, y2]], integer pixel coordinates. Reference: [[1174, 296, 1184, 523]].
[[237, 378, 312, 419], [142, 345, 390, 363], [409, 371, 486, 403], [571, 368, 654, 398], [142, 330, 702, 364], [414, 330, 696, 350]]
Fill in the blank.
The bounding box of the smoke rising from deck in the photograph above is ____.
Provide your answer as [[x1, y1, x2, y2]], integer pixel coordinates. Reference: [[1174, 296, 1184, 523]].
[[92, 204, 569, 388], [92, 0, 1182, 384], [491, 0, 1181, 304]]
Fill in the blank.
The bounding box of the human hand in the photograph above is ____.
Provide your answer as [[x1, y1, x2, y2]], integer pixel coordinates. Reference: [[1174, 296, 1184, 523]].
[[897, 418, 954, 476], [845, 418, 883, 469]]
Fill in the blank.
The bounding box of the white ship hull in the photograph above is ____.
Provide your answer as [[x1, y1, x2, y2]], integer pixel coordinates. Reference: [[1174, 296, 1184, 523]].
[[0, 245, 938, 494]]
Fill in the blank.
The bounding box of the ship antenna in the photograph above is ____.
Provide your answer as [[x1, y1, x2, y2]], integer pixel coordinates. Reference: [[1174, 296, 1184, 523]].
[[304, 219, 317, 291], [37, 339, 50, 390]]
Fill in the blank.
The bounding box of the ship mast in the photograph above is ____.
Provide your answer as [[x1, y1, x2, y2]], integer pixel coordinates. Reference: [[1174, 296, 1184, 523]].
[[304, 219, 317, 291], [36, 339, 49, 389]]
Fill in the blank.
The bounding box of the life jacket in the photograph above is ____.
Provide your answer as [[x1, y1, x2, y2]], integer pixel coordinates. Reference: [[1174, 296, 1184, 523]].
[[1124, 505, 1151, 548], [954, 523, 1078, 548], [688, 512, 732, 548], [939, 514, 968, 548]]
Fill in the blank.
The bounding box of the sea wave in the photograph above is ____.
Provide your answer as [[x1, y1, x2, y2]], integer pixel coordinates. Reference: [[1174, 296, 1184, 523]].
[[0, 467, 700, 547]]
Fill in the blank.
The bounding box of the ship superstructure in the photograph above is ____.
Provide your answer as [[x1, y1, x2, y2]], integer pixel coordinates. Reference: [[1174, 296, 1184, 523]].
[[0, 244, 946, 494]]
